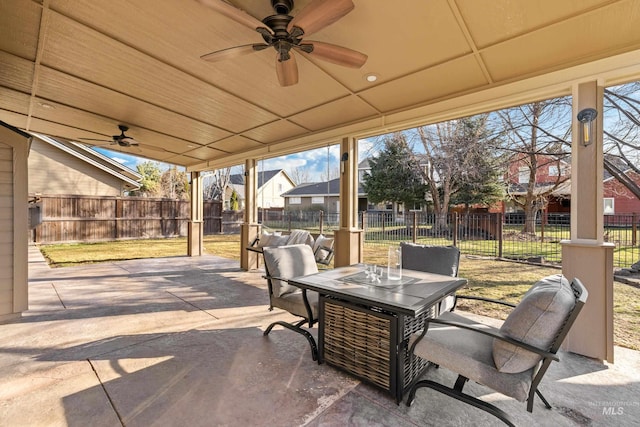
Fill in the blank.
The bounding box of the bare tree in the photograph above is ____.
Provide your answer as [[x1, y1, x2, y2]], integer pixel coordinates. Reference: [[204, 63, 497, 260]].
[[603, 83, 640, 198], [496, 98, 572, 233], [289, 166, 311, 185], [415, 115, 498, 232], [203, 168, 232, 201]]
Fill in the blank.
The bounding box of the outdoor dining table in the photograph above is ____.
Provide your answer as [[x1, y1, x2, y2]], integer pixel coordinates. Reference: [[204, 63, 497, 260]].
[[289, 264, 467, 403]]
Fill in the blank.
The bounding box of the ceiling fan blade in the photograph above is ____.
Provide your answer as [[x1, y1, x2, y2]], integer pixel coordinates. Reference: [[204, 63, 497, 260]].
[[276, 52, 298, 87], [287, 0, 354, 37], [197, 0, 273, 34], [120, 137, 138, 146], [300, 41, 367, 68], [201, 44, 268, 62]]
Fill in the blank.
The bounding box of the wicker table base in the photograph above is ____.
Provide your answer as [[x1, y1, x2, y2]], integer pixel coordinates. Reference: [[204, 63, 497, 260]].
[[319, 296, 434, 402]]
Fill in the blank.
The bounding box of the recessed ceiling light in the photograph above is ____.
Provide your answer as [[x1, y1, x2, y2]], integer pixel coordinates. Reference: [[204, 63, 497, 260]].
[[38, 102, 54, 109], [187, 144, 195, 148], [364, 73, 378, 82]]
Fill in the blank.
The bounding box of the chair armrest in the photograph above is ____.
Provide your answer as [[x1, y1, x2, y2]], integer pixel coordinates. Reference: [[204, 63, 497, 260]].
[[409, 317, 559, 362], [455, 295, 517, 308], [246, 246, 263, 254]]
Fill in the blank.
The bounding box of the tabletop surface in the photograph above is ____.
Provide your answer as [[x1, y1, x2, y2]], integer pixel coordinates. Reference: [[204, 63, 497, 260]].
[[289, 264, 467, 317]]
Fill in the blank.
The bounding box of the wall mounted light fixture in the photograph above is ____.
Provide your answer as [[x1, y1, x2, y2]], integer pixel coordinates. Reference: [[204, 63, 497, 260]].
[[340, 152, 348, 174], [577, 108, 598, 147]]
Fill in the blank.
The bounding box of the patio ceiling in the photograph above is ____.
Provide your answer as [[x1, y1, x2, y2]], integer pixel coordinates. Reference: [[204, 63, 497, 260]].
[[2, 0, 640, 170]]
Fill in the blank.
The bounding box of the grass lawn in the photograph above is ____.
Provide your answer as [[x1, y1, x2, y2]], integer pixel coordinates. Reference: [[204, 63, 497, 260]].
[[39, 235, 639, 350]]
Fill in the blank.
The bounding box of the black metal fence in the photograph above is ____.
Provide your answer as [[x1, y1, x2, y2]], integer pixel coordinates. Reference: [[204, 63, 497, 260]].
[[261, 210, 640, 268]]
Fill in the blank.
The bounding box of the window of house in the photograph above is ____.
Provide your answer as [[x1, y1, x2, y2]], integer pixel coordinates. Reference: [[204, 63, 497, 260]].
[[311, 196, 324, 204], [518, 166, 529, 184], [277, 183, 283, 192], [289, 197, 301, 205], [603, 198, 614, 215], [548, 165, 559, 176]]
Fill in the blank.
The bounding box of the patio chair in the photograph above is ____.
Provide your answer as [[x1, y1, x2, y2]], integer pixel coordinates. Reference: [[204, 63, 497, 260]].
[[405, 274, 588, 426], [262, 244, 320, 361], [400, 242, 461, 313], [312, 234, 334, 267]]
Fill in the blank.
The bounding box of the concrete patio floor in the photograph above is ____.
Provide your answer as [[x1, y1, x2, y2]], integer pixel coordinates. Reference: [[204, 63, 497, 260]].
[[1, 246, 639, 426]]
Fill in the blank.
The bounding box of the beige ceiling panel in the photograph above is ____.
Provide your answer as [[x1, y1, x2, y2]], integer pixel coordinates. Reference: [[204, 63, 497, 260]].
[[301, 0, 472, 93], [208, 135, 263, 154], [162, 153, 207, 167], [0, 87, 30, 115], [35, 67, 231, 144], [0, 51, 35, 93], [40, 11, 277, 133], [289, 96, 379, 131], [182, 145, 227, 161], [242, 120, 308, 144], [205, 51, 352, 117], [0, 0, 41, 59], [48, 0, 348, 117], [0, 111, 27, 129], [458, 0, 612, 49], [359, 56, 488, 113], [27, 103, 196, 156], [481, 1, 640, 82]]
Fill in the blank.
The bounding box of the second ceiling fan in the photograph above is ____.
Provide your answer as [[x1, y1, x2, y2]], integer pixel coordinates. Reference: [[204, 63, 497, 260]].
[[198, 0, 367, 86]]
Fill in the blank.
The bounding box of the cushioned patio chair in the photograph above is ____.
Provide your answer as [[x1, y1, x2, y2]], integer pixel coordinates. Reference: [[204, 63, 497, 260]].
[[406, 274, 588, 426], [312, 234, 334, 267], [262, 244, 320, 361], [400, 242, 461, 313]]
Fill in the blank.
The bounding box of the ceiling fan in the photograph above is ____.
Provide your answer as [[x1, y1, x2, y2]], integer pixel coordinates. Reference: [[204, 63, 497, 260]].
[[80, 125, 140, 147], [198, 0, 368, 86]]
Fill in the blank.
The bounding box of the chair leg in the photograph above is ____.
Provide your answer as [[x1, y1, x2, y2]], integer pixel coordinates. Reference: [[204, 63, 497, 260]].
[[406, 377, 516, 427], [264, 320, 318, 362], [534, 389, 552, 410]]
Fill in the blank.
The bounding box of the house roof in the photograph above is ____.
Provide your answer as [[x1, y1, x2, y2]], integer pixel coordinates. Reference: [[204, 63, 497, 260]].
[[2, 1, 640, 171], [283, 178, 365, 197], [230, 169, 284, 188], [31, 133, 142, 190]]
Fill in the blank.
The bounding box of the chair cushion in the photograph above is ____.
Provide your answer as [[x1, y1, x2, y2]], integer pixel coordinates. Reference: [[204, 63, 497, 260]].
[[271, 290, 319, 319], [286, 229, 313, 246], [256, 230, 282, 248], [400, 242, 460, 277], [411, 311, 534, 402], [263, 244, 319, 297], [313, 234, 334, 262], [493, 274, 575, 373]]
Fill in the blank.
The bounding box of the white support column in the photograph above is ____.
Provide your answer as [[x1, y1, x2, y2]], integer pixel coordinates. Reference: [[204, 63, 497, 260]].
[[561, 80, 614, 362], [241, 158, 261, 270], [334, 137, 363, 267], [187, 171, 204, 256]]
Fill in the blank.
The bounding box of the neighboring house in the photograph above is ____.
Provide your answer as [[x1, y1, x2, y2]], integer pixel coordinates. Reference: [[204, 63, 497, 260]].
[[28, 133, 141, 196], [282, 178, 368, 212], [503, 154, 571, 214], [227, 169, 295, 210], [603, 169, 640, 215]]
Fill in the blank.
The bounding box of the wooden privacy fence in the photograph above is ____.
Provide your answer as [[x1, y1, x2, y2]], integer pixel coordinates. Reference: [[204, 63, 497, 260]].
[[30, 195, 243, 244]]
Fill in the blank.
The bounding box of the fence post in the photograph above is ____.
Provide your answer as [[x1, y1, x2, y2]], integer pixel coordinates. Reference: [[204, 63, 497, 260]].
[[497, 213, 504, 258], [288, 211, 292, 231], [412, 211, 417, 243], [361, 211, 367, 232], [540, 209, 545, 241], [633, 213, 638, 247], [115, 197, 123, 239], [319, 210, 324, 235], [453, 212, 458, 247]]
